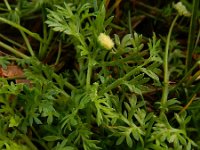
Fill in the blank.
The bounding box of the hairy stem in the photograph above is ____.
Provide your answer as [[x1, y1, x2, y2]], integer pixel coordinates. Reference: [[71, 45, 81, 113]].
[[161, 15, 179, 114]]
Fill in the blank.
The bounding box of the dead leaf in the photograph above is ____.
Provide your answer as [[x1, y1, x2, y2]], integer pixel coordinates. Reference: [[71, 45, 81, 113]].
[[0, 65, 24, 78]]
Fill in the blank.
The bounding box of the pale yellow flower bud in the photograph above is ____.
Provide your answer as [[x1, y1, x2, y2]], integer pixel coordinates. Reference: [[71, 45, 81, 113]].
[[98, 33, 114, 50], [173, 2, 191, 17]]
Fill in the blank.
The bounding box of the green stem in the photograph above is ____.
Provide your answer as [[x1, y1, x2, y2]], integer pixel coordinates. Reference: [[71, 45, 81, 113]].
[[161, 15, 179, 114], [20, 31, 35, 57], [55, 40, 62, 65], [52, 73, 77, 91], [0, 33, 27, 50], [128, 10, 133, 35], [4, 0, 11, 11], [19, 134, 38, 150], [0, 17, 44, 42], [171, 60, 200, 91], [186, 0, 199, 72], [39, 7, 54, 59], [39, 29, 54, 59], [99, 66, 141, 95], [86, 55, 93, 89], [0, 41, 29, 59], [31, 126, 50, 150]]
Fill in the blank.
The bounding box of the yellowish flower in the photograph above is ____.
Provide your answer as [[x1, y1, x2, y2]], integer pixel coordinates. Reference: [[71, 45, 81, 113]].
[[173, 2, 191, 17], [98, 33, 114, 50]]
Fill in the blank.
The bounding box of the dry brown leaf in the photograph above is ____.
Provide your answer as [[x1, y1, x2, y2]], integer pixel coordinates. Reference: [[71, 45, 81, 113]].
[[0, 65, 24, 78]]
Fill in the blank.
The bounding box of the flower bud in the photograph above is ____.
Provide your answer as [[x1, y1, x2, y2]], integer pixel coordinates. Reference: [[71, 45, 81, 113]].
[[173, 2, 191, 17], [98, 33, 114, 50]]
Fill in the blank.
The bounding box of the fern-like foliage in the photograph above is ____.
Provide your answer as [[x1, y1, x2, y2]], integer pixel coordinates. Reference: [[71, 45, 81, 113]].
[[0, 1, 198, 150]]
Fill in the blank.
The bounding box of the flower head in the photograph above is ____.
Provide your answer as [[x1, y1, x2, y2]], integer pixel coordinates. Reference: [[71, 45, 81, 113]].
[[173, 2, 191, 17], [98, 33, 114, 50]]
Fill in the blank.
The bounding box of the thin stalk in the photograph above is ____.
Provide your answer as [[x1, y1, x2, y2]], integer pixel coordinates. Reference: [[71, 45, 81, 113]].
[[0, 17, 44, 42], [31, 126, 50, 150], [32, 138, 50, 150], [20, 31, 35, 57], [161, 15, 179, 114], [19, 134, 38, 150], [128, 10, 133, 35], [186, 0, 199, 72], [0, 41, 29, 59], [86, 55, 93, 89], [171, 60, 200, 91], [186, 70, 200, 86], [86, 46, 100, 90], [178, 82, 200, 114], [39, 29, 54, 59], [99, 66, 141, 95], [4, 0, 11, 11], [52, 73, 76, 91], [194, 19, 200, 50], [55, 40, 62, 65], [53, 84, 70, 98], [39, 8, 53, 59], [135, 1, 161, 12], [0, 33, 27, 50], [179, 94, 196, 114], [93, 0, 98, 11], [42, 6, 48, 42]]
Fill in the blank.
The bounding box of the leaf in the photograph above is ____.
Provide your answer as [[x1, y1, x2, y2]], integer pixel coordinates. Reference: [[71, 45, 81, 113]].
[[131, 130, 140, 141], [168, 134, 176, 143], [43, 136, 62, 141], [186, 142, 191, 150], [77, 45, 88, 56], [9, 115, 21, 127], [121, 34, 132, 47], [94, 3, 106, 32], [140, 67, 159, 81], [33, 117, 42, 124], [114, 34, 121, 46], [123, 81, 142, 94], [0, 57, 10, 69], [0, 65, 24, 78], [126, 135, 133, 147], [177, 134, 186, 145], [116, 135, 125, 145]]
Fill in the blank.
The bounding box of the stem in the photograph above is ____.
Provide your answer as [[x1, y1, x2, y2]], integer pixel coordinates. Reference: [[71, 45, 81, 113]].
[[186, 0, 199, 72], [31, 126, 50, 150], [128, 10, 133, 35], [39, 29, 54, 59], [161, 15, 179, 114], [20, 31, 35, 57], [171, 60, 200, 92], [19, 134, 38, 150], [0, 33, 27, 50], [4, 0, 11, 11], [55, 40, 62, 65], [0, 17, 44, 43], [99, 66, 141, 95], [39, 7, 54, 59], [52, 73, 76, 91], [179, 94, 196, 114], [0, 41, 29, 59], [86, 55, 93, 89]]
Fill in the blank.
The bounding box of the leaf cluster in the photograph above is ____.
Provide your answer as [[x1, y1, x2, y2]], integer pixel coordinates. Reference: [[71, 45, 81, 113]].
[[0, 0, 199, 150]]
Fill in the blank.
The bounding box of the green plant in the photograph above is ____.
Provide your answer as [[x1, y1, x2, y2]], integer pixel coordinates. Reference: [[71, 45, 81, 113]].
[[0, 0, 199, 150]]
